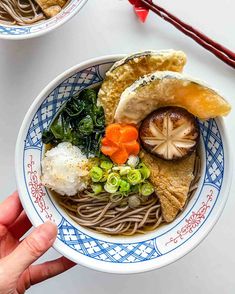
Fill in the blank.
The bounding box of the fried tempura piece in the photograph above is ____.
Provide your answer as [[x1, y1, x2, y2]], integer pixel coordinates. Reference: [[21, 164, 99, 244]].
[[98, 50, 187, 125]]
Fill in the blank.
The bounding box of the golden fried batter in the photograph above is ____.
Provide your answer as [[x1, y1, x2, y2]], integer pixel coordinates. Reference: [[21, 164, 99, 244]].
[[98, 50, 187, 125]]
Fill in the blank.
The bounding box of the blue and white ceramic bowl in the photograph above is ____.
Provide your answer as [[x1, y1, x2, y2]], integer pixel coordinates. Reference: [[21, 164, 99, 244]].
[[0, 0, 87, 40], [15, 55, 232, 273]]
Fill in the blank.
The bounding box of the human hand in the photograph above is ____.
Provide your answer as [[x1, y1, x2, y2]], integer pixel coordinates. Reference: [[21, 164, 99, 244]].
[[0, 191, 75, 294]]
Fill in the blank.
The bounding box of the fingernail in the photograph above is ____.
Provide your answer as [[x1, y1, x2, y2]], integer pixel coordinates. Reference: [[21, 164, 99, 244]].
[[37, 221, 57, 243]]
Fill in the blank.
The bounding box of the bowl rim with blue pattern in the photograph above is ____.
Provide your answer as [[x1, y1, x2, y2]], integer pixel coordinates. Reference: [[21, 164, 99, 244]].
[[0, 0, 87, 40], [15, 54, 233, 273]]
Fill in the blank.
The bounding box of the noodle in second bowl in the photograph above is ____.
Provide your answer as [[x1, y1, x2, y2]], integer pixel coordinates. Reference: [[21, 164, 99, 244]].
[[0, 0, 70, 26], [0, 0, 88, 40], [0, 0, 45, 26]]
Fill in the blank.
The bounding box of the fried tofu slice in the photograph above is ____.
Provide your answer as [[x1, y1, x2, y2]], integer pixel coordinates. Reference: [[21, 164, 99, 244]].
[[98, 50, 187, 125], [141, 151, 196, 222], [35, 0, 67, 17]]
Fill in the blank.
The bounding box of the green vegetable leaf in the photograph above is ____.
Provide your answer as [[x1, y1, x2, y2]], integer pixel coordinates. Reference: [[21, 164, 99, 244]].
[[50, 116, 64, 140], [42, 130, 54, 144], [42, 88, 105, 157], [78, 115, 94, 136]]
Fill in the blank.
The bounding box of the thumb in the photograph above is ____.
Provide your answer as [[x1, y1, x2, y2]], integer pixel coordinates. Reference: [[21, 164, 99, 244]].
[[5, 221, 57, 277]]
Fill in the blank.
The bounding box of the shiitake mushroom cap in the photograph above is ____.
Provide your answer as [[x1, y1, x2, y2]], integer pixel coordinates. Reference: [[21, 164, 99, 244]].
[[139, 106, 200, 161]]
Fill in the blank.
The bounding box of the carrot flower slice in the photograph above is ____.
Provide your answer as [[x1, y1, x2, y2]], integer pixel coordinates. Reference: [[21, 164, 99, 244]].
[[111, 146, 129, 165], [101, 138, 119, 156], [105, 123, 121, 142], [123, 141, 140, 155], [101, 123, 140, 164], [120, 125, 138, 143]]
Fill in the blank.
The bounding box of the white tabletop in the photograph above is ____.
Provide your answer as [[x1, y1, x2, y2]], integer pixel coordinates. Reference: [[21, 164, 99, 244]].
[[0, 0, 235, 293]]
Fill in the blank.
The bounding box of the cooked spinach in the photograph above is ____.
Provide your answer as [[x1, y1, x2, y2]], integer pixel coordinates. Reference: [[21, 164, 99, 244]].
[[42, 88, 105, 157]]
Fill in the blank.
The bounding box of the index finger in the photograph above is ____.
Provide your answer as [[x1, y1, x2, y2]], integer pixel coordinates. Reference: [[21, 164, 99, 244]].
[[0, 191, 23, 226]]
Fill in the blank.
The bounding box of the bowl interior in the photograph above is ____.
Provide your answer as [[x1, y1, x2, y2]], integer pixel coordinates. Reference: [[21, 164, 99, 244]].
[[0, 0, 87, 39], [16, 56, 230, 273]]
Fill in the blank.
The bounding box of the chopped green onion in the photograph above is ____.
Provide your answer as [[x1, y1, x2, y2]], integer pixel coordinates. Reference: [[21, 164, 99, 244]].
[[127, 170, 142, 185], [91, 184, 103, 194], [107, 172, 120, 186], [100, 160, 113, 170], [140, 182, 154, 196], [138, 163, 150, 179], [112, 166, 122, 171], [99, 172, 108, 182], [89, 158, 153, 199], [119, 166, 131, 176], [104, 172, 120, 193], [127, 155, 139, 167], [119, 180, 131, 192], [89, 166, 103, 182], [104, 183, 118, 193]]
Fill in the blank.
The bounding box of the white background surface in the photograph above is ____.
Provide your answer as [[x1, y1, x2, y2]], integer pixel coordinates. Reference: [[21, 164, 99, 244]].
[[0, 0, 235, 293]]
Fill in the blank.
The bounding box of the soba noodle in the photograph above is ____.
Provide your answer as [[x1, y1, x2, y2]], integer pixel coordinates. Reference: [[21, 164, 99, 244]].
[[60, 194, 163, 235], [58, 155, 201, 236], [0, 0, 45, 26]]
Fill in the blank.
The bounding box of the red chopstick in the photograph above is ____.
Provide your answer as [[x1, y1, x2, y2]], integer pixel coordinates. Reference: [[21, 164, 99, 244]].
[[140, 0, 235, 69]]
